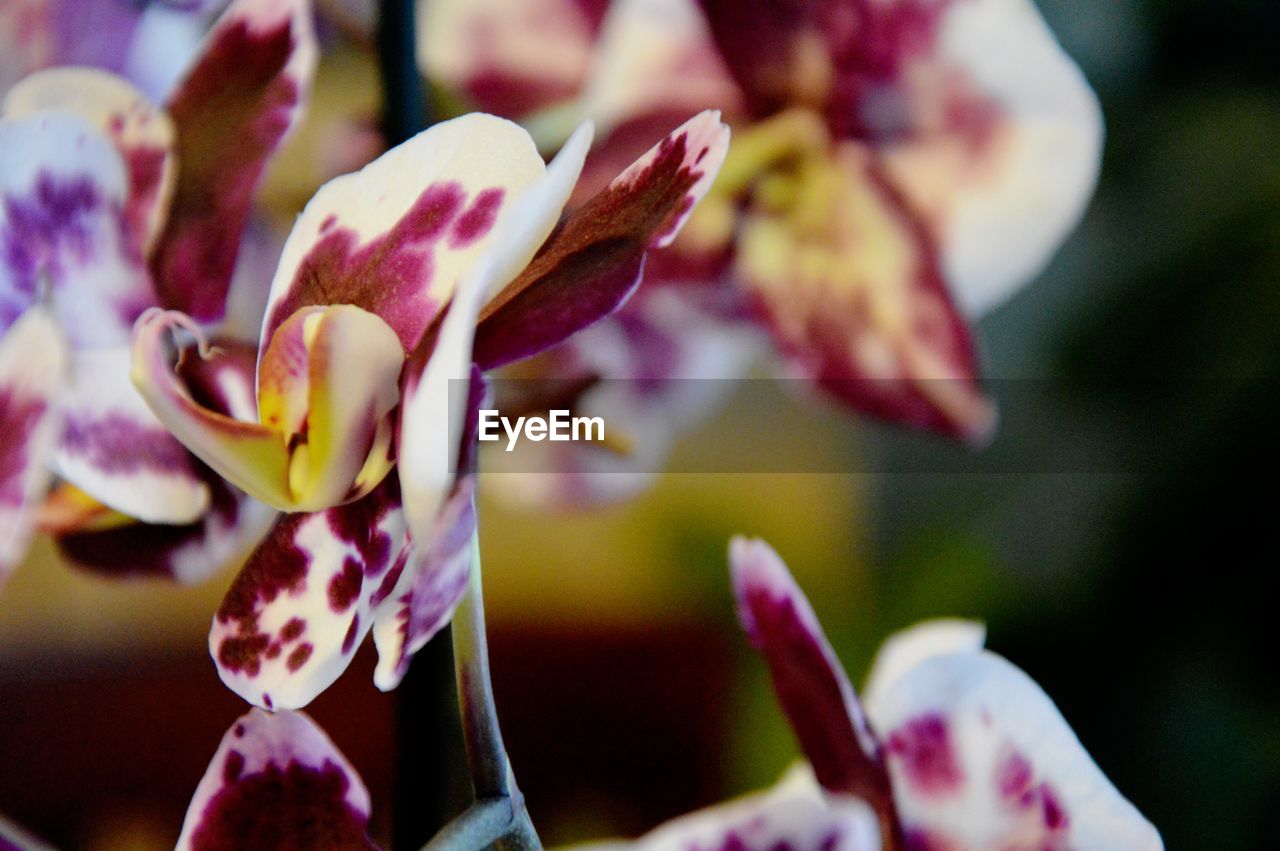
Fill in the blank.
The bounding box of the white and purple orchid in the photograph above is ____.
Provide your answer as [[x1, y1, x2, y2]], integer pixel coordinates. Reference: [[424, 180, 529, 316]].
[[129, 102, 730, 709], [0, 0, 315, 586], [658, 537, 1162, 851], [174, 537, 1161, 850], [419, 0, 1104, 499]]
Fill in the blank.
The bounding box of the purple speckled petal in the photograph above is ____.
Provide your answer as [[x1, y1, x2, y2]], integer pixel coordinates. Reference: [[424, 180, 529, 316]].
[[472, 110, 730, 370], [53, 345, 210, 524], [729, 537, 899, 836], [583, 766, 880, 851], [4, 67, 177, 258], [372, 477, 476, 691], [211, 476, 409, 710], [0, 308, 67, 586], [261, 112, 554, 356], [0, 111, 154, 347], [863, 627, 1163, 851], [176, 708, 375, 851], [56, 340, 278, 585], [153, 0, 317, 322]]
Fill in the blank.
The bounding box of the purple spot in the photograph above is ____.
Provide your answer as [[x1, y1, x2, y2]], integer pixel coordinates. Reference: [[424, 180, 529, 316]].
[[887, 713, 963, 796], [189, 759, 374, 850], [60, 413, 194, 476], [286, 642, 313, 672], [327, 557, 363, 612], [265, 643, 282, 660], [0, 391, 47, 507], [233, 724, 246, 738], [320, 214, 337, 232], [222, 750, 245, 783], [1041, 783, 1069, 831], [2, 173, 103, 315], [263, 693, 273, 710], [902, 828, 954, 851], [997, 751, 1033, 801], [342, 616, 360, 655], [449, 187, 504, 248], [279, 617, 306, 642]]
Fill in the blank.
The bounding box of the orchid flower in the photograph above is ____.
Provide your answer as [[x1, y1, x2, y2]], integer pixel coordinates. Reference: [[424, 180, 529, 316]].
[[176, 537, 1161, 850], [421, 0, 1103, 469], [646, 537, 1162, 851], [0, 0, 315, 587], [130, 104, 730, 709]]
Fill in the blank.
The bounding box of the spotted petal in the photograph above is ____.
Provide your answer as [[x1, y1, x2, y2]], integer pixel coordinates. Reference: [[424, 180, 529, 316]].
[[0, 111, 153, 347], [472, 110, 731, 370], [0, 308, 67, 585], [153, 0, 317, 322], [730, 536, 897, 833], [4, 67, 177, 257], [863, 626, 1163, 851], [584, 766, 881, 851], [211, 477, 408, 710], [176, 708, 375, 851], [261, 112, 554, 355]]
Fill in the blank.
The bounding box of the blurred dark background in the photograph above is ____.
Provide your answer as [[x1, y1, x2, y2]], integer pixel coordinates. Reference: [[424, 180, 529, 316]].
[[2, 1, 1277, 849]]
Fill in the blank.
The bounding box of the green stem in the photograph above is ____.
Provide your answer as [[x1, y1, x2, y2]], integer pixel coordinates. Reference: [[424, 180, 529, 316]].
[[422, 536, 542, 851]]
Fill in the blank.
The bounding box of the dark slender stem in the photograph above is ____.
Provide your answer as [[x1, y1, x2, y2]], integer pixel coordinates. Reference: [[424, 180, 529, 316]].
[[377, 0, 429, 145], [380, 3, 458, 848]]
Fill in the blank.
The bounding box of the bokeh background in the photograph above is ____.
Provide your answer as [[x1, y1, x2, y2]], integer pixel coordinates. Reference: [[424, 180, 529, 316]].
[[2, 0, 1278, 848]]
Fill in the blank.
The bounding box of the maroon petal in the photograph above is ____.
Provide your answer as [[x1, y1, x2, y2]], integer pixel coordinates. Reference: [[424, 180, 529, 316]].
[[472, 109, 730, 370], [176, 708, 376, 851], [153, 0, 316, 321], [729, 537, 900, 838]]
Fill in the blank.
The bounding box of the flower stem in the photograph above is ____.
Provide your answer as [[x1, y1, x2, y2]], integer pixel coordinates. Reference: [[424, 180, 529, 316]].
[[437, 536, 542, 850]]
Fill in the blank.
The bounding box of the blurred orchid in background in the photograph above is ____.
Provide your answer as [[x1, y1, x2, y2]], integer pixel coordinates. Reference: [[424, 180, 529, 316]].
[[130, 103, 730, 709], [0, 0, 315, 587], [171, 535, 1160, 851], [420, 0, 1103, 503]]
